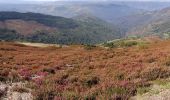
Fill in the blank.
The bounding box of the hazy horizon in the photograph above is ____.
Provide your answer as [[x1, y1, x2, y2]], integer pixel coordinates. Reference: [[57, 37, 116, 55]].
[[1, 0, 170, 4]]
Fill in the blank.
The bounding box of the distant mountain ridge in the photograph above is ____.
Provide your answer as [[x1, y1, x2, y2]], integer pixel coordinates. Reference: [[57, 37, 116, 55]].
[[122, 7, 170, 37], [0, 1, 145, 24], [0, 1, 170, 44]]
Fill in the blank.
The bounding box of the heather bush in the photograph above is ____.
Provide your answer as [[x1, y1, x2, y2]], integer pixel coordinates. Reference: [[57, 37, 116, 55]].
[[19, 68, 32, 81], [12, 86, 29, 93], [33, 80, 58, 100], [103, 84, 136, 100], [0, 89, 6, 98], [84, 76, 100, 87], [0, 76, 7, 82], [84, 93, 97, 100], [114, 73, 125, 80], [140, 66, 170, 81], [62, 91, 80, 100], [0, 68, 9, 77], [56, 74, 69, 85], [0, 69, 10, 82], [164, 57, 170, 66], [146, 57, 156, 63], [69, 76, 78, 83], [43, 68, 55, 74], [8, 70, 20, 82]]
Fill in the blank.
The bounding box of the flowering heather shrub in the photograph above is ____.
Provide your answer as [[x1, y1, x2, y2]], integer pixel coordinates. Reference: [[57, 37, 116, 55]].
[[31, 72, 48, 86], [36, 72, 48, 77], [1, 40, 170, 99], [32, 77, 44, 86], [18, 68, 32, 80]]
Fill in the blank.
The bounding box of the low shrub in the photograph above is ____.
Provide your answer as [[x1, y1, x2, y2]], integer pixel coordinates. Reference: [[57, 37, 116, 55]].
[[8, 70, 20, 82], [164, 57, 170, 66], [62, 91, 80, 100], [114, 73, 125, 80], [12, 86, 29, 93], [146, 57, 156, 63], [140, 66, 170, 81], [104, 85, 136, 100], [84, 93, 97, 100], [137, 87, 150, 95], [33, 81, 58, 100], [56, 74, 69, 85], [0, 76, 7, 82], [84, 44, 96, 50], [137, 42, 149, 49], [103, 39, 141, 48], [0, 89, 6, 98], [103, 42, 116, 48], [84, 77, 100, 87], [120, 41, 138, 47], [43, 68, 55, 74]]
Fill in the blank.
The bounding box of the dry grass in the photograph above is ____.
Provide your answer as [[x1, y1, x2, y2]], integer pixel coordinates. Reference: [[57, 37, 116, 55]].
[[0, 40, 170, 99]]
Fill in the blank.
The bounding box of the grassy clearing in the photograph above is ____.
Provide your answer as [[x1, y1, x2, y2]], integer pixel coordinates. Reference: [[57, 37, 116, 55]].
[[102, 39, 149, 49]]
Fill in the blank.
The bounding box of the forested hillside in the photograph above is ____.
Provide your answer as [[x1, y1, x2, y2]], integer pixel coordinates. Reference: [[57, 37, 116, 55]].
[[0, 12, 121, 44]]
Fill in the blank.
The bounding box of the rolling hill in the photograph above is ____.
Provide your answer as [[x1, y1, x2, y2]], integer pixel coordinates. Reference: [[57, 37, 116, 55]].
[[117, 7, 170, 37], [0, 11, 121, 44], [0, 1, 145, 24]]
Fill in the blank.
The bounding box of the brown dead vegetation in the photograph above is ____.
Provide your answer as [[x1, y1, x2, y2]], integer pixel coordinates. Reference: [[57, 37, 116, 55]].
[[0, 40, 170, 99]]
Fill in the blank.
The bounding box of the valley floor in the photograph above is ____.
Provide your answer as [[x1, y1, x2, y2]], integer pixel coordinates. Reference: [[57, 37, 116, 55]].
[[0, 40, 170, 99]]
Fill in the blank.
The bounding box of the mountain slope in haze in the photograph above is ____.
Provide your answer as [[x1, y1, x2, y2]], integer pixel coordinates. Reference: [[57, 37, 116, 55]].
[[0, 11, 121, 44], [114, 1, 170, 11], [117, 7, 170, 37], [0, 1, 145, 24]]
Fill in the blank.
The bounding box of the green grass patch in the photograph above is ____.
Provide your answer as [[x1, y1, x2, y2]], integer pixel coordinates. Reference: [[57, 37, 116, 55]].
[[137, 87, 151, 95]]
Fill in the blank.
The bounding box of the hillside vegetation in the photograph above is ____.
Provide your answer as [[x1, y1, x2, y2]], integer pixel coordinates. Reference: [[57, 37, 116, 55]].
[[118, 7, 170, 37], [0, 12, 121, 44], [0, 38, 170, 99]]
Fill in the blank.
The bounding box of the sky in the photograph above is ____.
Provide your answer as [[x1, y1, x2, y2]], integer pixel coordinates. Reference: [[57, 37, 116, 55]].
[[24, 0, 170, 1], [0, 0, 170, 3]]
